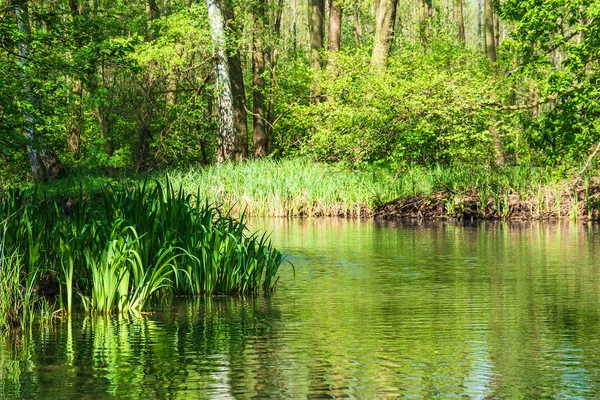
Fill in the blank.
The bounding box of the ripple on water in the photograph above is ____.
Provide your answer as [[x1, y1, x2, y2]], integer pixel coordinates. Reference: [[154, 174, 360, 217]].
[[3, 220, 600, 398]]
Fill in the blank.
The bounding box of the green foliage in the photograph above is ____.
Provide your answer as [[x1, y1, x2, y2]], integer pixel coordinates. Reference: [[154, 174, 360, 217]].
[[498, 0, 600, 166], [0, 0, 598, 187], [275, 41, 497, 168], [0, 179, 286, 323], [0, 251, 38, 332]]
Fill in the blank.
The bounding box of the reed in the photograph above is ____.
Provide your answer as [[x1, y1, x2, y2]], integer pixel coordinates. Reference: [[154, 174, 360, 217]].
[[0, 179, 286, 323], [163, 159, 572, 218], [17, 158, 579, 219], [0, 249, 39, 332]]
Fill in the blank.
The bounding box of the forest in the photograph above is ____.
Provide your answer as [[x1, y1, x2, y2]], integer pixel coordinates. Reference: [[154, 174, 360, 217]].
[[0, 0, 598, 186], [3, 3, 600, 394]]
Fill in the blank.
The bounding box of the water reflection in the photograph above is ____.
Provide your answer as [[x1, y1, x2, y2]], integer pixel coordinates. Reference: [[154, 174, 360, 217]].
[[1, 297, 284, 398], [2, 220, 600, 398]]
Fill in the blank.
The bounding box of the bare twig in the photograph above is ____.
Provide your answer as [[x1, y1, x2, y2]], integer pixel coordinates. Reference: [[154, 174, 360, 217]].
[[576, 141, 600, 181]]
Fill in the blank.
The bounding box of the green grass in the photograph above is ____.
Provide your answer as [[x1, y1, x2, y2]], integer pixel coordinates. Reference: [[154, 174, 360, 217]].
[[163, 158, 569, 218], [0, 178, 287, 328], [11, 157, 580, 218]]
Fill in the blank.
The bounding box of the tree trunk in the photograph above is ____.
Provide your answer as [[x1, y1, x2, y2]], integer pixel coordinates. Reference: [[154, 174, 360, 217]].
[[309, 0, 325, 70], [222, 3, 248, 160], [228, 52, 249, 161], [489, 126, 504, 165], [137, 111, 151, 170], [15, 0, 65, 181], [68, 1, 84, 153], [477, 0, 483, 51], [266, 0, 283, 153], [328, 0, 342, 52], [95, 103, 116, 176], [292, 0, 298, 51], [353, 1, 362, 45], [165, 51, 181, 107], [206, 0, 235, 163], [370, 0, 398, 70], [484, 0, 496, 62], [418, 0, 432, 43], [326, 0, 343, 80], [494, 12, 500, 49], [136, 0, 161, 170], [253, 0, 267, 158], [69, 80, 83, 153], [457, 0, 465, 45], [69, 0, 84, 15]]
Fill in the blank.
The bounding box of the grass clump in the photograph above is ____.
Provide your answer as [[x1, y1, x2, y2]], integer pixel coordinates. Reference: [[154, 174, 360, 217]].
[[0, 179, 286, 326], [18, 158, 587, 220], [165, 158, 588, 220]]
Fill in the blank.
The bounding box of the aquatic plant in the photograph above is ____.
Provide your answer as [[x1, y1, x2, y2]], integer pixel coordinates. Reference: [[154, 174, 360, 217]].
[[0, 179, 286, 322]]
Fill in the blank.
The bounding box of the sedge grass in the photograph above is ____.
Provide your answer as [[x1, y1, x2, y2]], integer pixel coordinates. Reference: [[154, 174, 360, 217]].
[[0, 178, 287, 324], [12, 158, 580, 219], [163, 158, 575, 219]]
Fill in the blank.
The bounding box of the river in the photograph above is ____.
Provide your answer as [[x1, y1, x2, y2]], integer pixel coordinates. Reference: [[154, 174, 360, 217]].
[[1, 219, 600, 398]]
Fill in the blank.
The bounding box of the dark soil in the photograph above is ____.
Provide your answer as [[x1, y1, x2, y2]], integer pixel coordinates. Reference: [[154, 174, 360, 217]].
[[374, 180, 600, 221]]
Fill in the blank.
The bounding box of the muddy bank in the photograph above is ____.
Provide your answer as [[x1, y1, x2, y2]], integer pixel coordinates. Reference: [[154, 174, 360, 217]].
[[374, 181, 600, 221]]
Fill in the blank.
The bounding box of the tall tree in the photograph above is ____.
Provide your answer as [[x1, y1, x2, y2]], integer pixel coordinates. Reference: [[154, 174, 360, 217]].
[[370, 0, 398, 70], [146, 0, 159, 40], [138, 0, 161, 169], [456, 0, 465, 45], [478, 0, 483, 50], [484, 0, 500, 163], [484, 0, 496, 62], [14, 0, 65, 181], [494, 12, 500, 49], [418, 0, 432, 43], [352, 0, 362, 45], [309, 0, 325, 70], [222, 3, 249, 160], [266, 0, 284, 152], [253, 0, 267, 158], [328, 0, 342, 52], [206, 0, 235, 162]]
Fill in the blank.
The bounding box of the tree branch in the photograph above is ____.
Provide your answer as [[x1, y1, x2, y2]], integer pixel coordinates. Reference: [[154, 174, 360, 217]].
[[576, 141, 600, 181]]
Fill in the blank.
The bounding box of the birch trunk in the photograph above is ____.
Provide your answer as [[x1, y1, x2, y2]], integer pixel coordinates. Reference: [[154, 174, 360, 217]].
[[206, 0, 235, 163], [222, 4, 249, 160]]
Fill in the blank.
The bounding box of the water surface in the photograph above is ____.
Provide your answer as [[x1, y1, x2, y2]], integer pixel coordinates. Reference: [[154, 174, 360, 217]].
[[2, 219, 600, 398]]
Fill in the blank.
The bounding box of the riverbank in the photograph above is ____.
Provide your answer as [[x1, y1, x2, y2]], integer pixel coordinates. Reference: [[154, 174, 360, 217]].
[[14, 158, 600, 221], [374, 181, 600, 220]]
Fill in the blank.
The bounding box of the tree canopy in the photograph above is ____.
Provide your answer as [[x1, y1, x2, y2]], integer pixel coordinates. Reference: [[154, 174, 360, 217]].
[[0, 0, 598, 182]]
